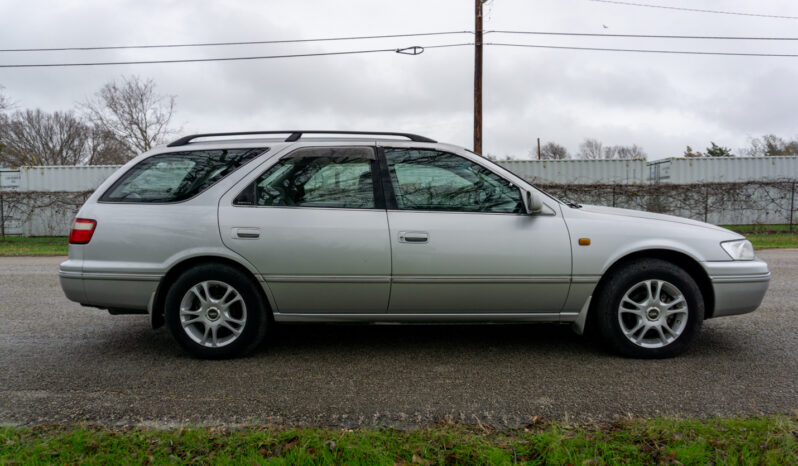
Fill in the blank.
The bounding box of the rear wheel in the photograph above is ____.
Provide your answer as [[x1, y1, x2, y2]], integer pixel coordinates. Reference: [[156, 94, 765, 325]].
[[165, 264, 268, 359], [595, 258, 704, 358]]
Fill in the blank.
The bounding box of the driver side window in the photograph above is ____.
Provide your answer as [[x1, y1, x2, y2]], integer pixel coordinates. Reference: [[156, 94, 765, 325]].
[[384, 148, 522, 213]]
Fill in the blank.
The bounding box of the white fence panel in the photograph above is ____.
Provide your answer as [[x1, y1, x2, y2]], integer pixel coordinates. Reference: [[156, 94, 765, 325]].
[[650, 156, 798, 183], [498, 159, 646, 185], [19, 165, 122, 192]]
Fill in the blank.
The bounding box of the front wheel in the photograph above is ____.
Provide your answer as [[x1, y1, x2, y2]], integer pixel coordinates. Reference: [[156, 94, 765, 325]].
[[595, 258, 704, 358], [165, 264, 268, 359]]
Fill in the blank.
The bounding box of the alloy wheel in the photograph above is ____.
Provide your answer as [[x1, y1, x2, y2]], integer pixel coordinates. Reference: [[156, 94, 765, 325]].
[[617, 279, 689, 349], [179, 280, 248, 348]]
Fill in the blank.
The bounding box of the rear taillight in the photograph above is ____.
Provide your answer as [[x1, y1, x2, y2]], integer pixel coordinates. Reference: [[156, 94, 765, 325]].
[[69, 219, 97, 244]]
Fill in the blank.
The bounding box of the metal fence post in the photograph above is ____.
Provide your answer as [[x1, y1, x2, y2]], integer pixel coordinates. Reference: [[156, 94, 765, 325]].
[[612, 185, 616, 207], [0, 193, 5, 239], [704, 186, 709, 223], [790, 181, 796, 233]]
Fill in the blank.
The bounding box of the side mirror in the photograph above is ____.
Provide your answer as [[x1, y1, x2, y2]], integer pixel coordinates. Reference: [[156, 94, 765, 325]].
[[524, 190, 543, 215]]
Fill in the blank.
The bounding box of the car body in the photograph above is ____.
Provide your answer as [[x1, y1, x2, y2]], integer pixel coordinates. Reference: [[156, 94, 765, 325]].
[[59, 131, 770, 358]]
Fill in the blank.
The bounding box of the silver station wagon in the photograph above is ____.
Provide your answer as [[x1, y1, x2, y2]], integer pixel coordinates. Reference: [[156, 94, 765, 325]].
[[60, 131, 770, 359]]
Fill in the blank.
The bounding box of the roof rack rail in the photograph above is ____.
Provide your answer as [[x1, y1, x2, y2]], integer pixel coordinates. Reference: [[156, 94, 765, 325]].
[[166, 130, 436, 147]]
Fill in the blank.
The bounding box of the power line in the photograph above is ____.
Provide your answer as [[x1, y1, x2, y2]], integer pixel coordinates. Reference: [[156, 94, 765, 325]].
[[489, 30, 798, 41], [489, 42, 798, 58], [0, 43, 472, 68], [4, 41, 797, 67], [589, 0, 798, 20], [5, 29, 798, 56], [0, 31, 473, 53]]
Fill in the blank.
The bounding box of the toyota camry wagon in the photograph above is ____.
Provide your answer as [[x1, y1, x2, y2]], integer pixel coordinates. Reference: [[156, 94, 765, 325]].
[[60, 130, 770, 359]]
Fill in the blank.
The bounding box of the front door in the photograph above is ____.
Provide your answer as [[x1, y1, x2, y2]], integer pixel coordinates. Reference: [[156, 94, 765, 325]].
[[382, 147, 572, 314], [219, 146, 391, 314]]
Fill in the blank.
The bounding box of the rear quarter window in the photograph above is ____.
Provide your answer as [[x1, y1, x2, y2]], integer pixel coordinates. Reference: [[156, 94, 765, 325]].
[[100, 148, 267, 203]]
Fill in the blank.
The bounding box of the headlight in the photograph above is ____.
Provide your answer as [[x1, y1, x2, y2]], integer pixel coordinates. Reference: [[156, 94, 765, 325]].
[[721, 239, 755, 260]]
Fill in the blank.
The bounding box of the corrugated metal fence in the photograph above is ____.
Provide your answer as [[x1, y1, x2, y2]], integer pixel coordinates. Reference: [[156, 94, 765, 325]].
[[498, 159, 646, 184], [1, 166, 121, 236], [16, 165, 122, 191], [647, 156, 798, 183]]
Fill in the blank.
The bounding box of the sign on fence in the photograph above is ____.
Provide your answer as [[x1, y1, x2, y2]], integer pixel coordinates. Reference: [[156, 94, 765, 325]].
[[0, 170, 20, 190]]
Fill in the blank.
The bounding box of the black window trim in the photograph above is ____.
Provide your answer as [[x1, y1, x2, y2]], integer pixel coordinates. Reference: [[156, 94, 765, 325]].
[[98, 147, 269, 205], [376, 146, 527, 215], [232, 145, 387, 210]]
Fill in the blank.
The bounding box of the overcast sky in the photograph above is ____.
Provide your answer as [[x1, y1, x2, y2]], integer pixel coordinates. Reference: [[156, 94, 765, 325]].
[[1, 0, 797, 160]]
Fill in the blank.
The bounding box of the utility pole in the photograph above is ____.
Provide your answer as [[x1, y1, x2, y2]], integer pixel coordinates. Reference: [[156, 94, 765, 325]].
[[474, 0, 484, 155], [537, 137, 541, 160]]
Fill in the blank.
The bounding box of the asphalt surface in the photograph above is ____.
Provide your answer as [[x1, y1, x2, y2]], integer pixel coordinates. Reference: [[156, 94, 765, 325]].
[[0, 250, 796, 428]]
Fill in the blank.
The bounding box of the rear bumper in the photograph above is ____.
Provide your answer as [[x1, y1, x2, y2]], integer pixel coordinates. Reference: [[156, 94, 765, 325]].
[[59, 267, 160, 311], [703, 258, 770, 318]]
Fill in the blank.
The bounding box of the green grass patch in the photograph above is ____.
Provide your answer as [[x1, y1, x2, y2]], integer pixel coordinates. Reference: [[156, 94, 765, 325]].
[[722, 224, 798, 249], [0, 236, 68, 256], [724, 224, 795, 234], [0, 416, 795, 465], [742, 233, 798, 249]]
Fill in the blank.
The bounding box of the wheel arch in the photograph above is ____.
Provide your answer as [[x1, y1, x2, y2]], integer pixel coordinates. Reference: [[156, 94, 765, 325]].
[[585, 248, 715, 333], [150, 255, 272, 329]]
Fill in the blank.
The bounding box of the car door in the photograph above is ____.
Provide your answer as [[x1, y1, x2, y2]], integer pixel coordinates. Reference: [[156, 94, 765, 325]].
[[218, 145, 391, 314], [381, 146, 572, 315]]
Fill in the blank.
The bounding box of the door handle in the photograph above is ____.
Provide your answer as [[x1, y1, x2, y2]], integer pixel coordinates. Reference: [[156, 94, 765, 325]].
[[232, 227, 261, 239], [399, 231, 428, 243]]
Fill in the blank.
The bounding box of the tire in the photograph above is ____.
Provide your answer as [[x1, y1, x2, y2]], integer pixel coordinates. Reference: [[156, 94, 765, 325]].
[[164, 263, 268, 359], [594, 258, 704, 359]]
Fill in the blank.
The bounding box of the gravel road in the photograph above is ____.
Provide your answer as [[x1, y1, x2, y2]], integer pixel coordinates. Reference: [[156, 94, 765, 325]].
[[1, 250, 796, 427]]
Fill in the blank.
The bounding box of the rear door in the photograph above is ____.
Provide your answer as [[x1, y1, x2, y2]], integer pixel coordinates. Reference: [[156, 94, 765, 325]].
[[218, 145, 391, 314], [381, 146, 572, 315]]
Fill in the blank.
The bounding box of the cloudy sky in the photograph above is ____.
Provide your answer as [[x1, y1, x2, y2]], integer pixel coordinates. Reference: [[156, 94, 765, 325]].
[[1, 0, 797, 160]]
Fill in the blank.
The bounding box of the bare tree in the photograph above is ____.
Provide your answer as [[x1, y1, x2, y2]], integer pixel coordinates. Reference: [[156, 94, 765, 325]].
[[604, 146, 616, 159], [578, 138, 604, 159], [0, 109, 90, 166], [0, 86, 9, 158], [540, 142, 569, 160], [82, 75, 177, 155], [0, 109, 129, 167], [0, 86, 9, 113], [85, 127, 133, 165], [614, 144, 647, 160], [577, 139, 646, 160], [740, 134, 798, 157], [485, 153, 511, 161], [683, 145, 702, 157]]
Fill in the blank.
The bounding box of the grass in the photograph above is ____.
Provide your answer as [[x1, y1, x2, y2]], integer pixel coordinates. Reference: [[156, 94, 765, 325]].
[[0, 417, 795, 465], [737, 234, 798, 249], [722, 224, 798, 249], [724, 224, 796, 234], [0, 236, 68, 256]]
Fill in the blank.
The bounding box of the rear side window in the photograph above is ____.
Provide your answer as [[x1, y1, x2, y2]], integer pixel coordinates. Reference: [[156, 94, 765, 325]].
[[234, 147, 377, 209], [101, 148, 266, 203]]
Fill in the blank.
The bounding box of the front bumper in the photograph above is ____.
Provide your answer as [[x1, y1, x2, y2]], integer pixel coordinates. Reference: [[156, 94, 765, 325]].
[[703, 258, 770, 318]]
